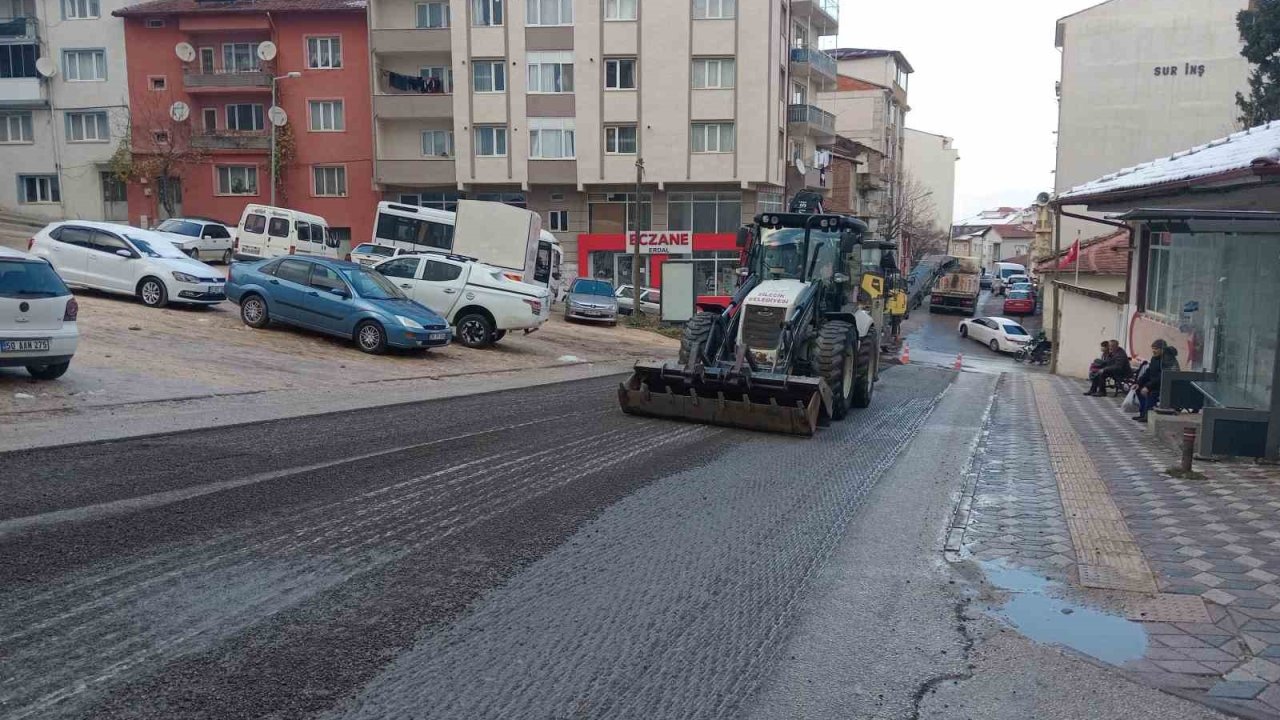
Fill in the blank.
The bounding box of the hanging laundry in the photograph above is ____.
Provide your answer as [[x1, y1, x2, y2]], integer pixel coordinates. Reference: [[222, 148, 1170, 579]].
[[386, 71, 424, 92]]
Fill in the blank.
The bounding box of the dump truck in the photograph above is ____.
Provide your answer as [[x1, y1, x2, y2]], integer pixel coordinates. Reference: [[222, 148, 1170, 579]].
[[617, 209, 879, 437], [928, 256, 981, 315]]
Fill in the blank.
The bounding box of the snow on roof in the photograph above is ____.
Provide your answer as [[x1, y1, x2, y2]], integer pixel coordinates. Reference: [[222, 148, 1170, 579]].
[[1059, 121, 1280, 202], [955, 207, 1034, 227]]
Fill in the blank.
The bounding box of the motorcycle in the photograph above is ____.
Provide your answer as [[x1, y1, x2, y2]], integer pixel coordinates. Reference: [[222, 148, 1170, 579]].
[[1016, 332, 1052, 365]]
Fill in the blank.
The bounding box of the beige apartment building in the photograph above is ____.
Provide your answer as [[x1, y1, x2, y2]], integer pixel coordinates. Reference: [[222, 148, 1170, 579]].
[[903, 128, 957, 233], [367, 0, 840, 291], [1054, 0, 1250, 241]]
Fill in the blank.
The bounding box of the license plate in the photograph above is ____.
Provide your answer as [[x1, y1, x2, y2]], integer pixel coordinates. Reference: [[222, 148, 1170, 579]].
[[2, 339, 50, 352], [585, 311, 603, 317], [209, 285, 222, 294], [242, 245, 261, 255], [429, 332, 449, 342]]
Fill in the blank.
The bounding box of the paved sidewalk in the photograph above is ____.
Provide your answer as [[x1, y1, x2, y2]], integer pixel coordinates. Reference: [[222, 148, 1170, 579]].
[[957, 373, 1280, 719]]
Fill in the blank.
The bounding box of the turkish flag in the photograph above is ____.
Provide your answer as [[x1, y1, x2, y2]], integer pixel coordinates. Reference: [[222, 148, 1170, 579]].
[[1059, 239, 1080, 269]]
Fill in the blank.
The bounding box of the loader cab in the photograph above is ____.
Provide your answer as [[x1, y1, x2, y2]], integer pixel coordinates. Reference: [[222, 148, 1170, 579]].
[[751, 213, 867, 284]]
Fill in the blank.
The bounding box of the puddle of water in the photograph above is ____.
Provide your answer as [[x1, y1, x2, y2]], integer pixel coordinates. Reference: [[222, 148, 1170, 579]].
[[979, 561, 1147, 666]]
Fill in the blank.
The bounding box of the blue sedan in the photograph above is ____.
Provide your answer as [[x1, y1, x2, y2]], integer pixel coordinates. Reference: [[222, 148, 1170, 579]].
[[226, 256, 452, 354]]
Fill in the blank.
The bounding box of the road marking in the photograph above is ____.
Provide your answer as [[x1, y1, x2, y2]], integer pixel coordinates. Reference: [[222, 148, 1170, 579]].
[[0, 410, 603, 541], [1031, 375, 1158, 594]]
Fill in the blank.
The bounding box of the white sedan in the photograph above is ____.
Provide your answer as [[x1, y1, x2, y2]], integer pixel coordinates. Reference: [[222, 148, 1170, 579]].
[[30, 221, 226, 308], [959, 316, 1033, 353], [153, 217, 236, 264]]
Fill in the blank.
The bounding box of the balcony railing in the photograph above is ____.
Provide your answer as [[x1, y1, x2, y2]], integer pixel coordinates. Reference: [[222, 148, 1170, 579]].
[[789, 47, 836, 80], [183, 68, 272, 91], [0, 16, 36, 42], [788, 104, 835, 135], [191, 131, 270, 151]]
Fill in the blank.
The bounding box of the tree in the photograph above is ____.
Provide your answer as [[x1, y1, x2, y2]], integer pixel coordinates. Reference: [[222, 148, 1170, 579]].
[[109, 90, 208, 218], [1236, 1, 1280, 127], [879, 173, 946, 263]]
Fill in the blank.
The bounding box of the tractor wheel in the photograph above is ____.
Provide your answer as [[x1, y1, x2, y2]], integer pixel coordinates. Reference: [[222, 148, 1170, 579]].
[[851, 328, 878, 409], [678, 311, 718, 366], [817, 320, 856, 421]]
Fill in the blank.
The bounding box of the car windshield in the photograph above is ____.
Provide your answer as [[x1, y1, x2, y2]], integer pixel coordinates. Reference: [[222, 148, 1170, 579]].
[[572, 279, 613, 296], [1003, 324, 1028, 336], [1008, 290, 1031, 300], [341, 265, 406, 300], [126, 234, 188, 259], [356, 244, 396, 257], [156, 219, 201, 237], [0, 259, 69, 298]]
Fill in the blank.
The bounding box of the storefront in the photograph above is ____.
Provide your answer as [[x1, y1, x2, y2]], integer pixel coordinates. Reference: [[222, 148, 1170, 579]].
[[577, 232, 741, 308]]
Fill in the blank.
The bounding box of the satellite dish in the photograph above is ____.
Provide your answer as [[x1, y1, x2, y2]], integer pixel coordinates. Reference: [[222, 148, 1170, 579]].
[[35, 57, 56, 77], [174, 42, 196, 63], [267, 106, 288, 127], [794, 157, 808, 176], [257, 41, 277, 61], [169, 101, 190, 122]]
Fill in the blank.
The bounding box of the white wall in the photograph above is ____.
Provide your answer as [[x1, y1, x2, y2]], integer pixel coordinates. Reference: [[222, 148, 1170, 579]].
[[1041, 273, 1126, 335], [1055, 286, 1128, 379], [903, 128, 956, 232]]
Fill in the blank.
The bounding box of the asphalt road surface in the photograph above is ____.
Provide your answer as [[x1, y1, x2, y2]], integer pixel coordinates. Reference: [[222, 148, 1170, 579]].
[[0, 367, 952, 720]]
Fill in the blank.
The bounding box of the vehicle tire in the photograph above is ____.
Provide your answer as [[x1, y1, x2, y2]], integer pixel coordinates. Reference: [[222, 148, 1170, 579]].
[[222, 249, 233, 264], [817, 320, 856, 421], [491, 329, 507, 343], [455, 311, 495, 348], [959, 324, 968, 338], [137, 277, 168, 308], [850, 328, 877, 410], [678, 311, 718, 366], [26, 361, 70, 380], [989, 339, 1000, 353], [355, 320, 388, 354], [240, 293, 270, 328], [189, 248, 200, 261]]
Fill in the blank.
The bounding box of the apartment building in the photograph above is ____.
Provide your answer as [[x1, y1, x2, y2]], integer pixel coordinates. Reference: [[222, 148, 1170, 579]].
[[1, 0, 131, 221], [903, 128, 957, 234], [115, 0, 378, 244], [368, 0, 839, 296]]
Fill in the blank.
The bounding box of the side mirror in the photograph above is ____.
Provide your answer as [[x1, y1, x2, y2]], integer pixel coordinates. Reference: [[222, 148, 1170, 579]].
[[115, 249, 133, 258], [329, 286, 349, 298], [736, 227, 750, 248]]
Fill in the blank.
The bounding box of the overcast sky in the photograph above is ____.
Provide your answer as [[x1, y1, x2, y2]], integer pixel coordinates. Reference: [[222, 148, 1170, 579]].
[[836, 0, 1101, 222]]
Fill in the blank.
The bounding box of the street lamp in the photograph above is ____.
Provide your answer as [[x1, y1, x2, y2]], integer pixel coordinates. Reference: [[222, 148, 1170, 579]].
[[270, 71, 302, 205]]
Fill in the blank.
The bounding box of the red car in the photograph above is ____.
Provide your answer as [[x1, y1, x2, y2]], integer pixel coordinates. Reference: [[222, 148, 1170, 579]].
[[1003, 290, 1035, 316]]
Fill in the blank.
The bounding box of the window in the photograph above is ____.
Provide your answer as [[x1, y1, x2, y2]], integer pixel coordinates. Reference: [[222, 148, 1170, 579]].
[[202, 108, 217, 131], [693, 0, 735, 19], [692, 58, 734, 89], [313, 166, 347, 197], [216, 165, 258, 195], [527, 51, 573, 93], [604, 58, 636, 89], [416, 1, 450, 28], [226, 104, 265, 131], [398, 191, 460, 211], [63, 0, 99, 19], [295, 221, 313, 243], [1145, 231, 1172, 315], [691, 122, 734, 153], [473, 126, 508, 156], [268, 217, 290, 237], [200, 47, 215, 74], [19, 175, 60, 204], [149, 75, 166, 91], [791, 81, 806, 105], [376, 213, 454, 249], [421, 129, 453, 157], [222, 43, 258, 73], [472, 0, 503, 26], [377, 257, 419, 279], [604, 0, 636, 20], [423, 259, 463, 282], [548, 210, 568, 232], [0, 45, 39, 79], [101, 172, 127, 203], [527, 0, 571, 25], [275, 259, 312, 285], [307, 37, 342, 69], [91, 230, 130, 255], [692, 250, 740, 295], [310, 264, 347, 293], [757, 191, 784, 214], [529, 118, 574, 159], [243, 213, 267, 234], [472, 60, 506, 92], [0, 112, 32, 143], [420, 65, 453, 92], [605, 125, 637, 154], [66, 111, 108, 142], [63, 49, 106, 81], [308, 100, 344, 131], [145, 17, 165, 28], [473, 191, 526, 207], [668, 192, 741, 233]]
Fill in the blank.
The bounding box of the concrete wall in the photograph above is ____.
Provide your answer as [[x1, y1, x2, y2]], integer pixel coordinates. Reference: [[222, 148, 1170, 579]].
[[1041, 273, 1126, 335], [1054, 285, 1128, 379], [903, 128, 956, 231]]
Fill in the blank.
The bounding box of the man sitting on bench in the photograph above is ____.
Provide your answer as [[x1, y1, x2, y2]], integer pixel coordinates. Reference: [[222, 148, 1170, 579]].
[[1085, 339, 1130, 396]]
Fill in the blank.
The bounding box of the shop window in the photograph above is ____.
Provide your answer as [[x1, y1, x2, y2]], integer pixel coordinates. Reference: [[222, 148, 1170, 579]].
[[692, 250, 740, 296], [588, 192, 651, 234]]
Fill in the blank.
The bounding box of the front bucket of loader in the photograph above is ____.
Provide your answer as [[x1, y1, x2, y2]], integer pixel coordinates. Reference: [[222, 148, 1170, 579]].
[[617, 362, 828, 436]]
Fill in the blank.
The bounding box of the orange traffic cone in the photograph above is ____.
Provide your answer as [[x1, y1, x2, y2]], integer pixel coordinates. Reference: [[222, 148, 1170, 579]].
[[900, 342, 910, 364], [954, 353, 964, 370]]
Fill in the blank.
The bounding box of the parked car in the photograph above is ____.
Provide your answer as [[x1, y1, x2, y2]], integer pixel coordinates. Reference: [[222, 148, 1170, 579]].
[[958, 316, 1033, 353], [1002, 290, 1036, 316], [564, 278, 618, 324], [979, 271, 992, 290], [153, 217, 236, 264], [1009, 281, 1035, 297], [615, 285, 661, 315], [29, 221, 226, 308], [347, 243, 415, 268], [0, 247, 78, 379], [373, 253, 550, 348], [234, 205, 339, 261], [225, 256, 451, 354]]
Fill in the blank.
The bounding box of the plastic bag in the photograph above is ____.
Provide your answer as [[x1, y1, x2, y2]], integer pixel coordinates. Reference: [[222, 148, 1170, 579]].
[[1121, 387, 1140, 414]]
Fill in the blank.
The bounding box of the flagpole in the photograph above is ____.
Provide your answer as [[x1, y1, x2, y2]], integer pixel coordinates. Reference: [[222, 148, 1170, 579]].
[[1074, 231, 1080, 285]]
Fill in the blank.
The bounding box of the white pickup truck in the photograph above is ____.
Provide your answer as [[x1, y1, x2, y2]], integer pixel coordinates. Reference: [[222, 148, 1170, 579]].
[[373, 252, 550, 348]]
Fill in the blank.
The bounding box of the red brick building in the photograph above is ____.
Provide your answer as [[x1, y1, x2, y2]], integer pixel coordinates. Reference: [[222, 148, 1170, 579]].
[[114, 0, 377, 246]]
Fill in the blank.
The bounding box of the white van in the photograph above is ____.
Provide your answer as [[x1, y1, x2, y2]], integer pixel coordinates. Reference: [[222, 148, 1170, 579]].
[[992, 261, 1027, 296], [234, 205, 339, 261], [371, 201, 563, 298]]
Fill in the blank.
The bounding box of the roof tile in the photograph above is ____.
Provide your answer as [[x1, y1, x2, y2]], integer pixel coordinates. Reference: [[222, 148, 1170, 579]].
[[115, 0, 365, 17]]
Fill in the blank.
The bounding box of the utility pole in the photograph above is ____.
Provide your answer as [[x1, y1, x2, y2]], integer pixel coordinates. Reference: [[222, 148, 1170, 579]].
[[631, 157, 646, 315]]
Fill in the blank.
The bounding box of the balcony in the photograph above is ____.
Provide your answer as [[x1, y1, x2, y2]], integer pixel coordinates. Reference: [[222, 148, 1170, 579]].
[[0, 16, 37, 43], [191, 130, 270, 152], [788, 104, 835, 139], [183, 68, 272, 94], [789, 47, 836, 91], [0, 76, 46, 108], [371, 28, 452, 54], [375, 158, 458, 187], [373, 92, 453, 120], [790, 0, 838, 36]]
